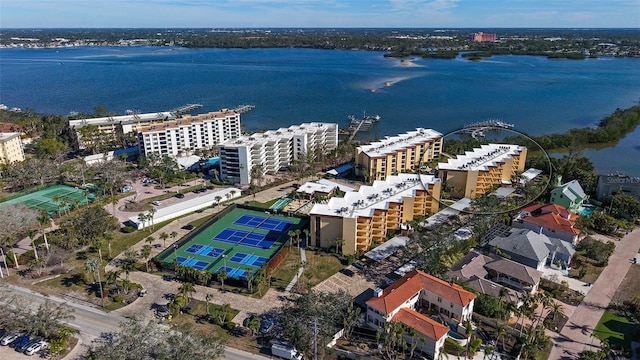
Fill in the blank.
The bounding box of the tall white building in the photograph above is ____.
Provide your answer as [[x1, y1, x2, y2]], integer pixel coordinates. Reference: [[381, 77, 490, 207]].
[[138, 110, 241, 157], [219, 122, 338, 185], [0, 132, 25, 164]]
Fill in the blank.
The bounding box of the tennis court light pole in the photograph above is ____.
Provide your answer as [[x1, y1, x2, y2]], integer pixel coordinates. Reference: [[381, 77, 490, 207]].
[[173, 244, 178, 260], [222, 254, 227, 269]]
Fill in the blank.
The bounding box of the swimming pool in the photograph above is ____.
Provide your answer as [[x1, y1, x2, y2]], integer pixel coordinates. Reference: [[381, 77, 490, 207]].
[[580, 206, 595, 216]]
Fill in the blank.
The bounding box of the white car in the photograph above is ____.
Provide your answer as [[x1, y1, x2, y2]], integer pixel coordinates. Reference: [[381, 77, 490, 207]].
[[24, 340, 48, 356], [152, 201, 161, 206], [0, 333, 21, 346]]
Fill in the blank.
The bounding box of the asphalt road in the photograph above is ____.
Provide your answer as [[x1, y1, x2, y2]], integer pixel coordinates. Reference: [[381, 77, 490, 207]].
[[1, 283, 269, 359]]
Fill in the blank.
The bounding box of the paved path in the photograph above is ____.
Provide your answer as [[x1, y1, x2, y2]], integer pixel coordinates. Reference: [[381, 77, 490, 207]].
[[285, 247, 306, 292], [548, 228, 640, 360]]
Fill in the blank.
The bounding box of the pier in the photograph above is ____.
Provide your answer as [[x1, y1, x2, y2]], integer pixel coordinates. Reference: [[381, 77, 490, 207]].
[[341, 114, 381, 141], [232, 104, 256, 114], [170, 103, 203, 115], [461, 119, 514, 139]]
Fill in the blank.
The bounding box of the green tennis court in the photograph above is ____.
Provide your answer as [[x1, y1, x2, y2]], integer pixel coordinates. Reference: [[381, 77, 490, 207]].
[[0, 184, 95, 216], [158, 207, 304, 280]]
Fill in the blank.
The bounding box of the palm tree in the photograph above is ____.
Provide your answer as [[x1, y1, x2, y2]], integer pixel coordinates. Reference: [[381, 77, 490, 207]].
[[28, 230, 39, 260], [170, 231, 178, 245], [140, 244, 152, 272], [105, 270, 121, 295], [335, 238, 344, 255], [550, 301, 565, 325], [147, 208, 156, 231], [205, 293, 213, 316], [159, 232, 168, 246], [218, 269, 228, 290], [494, 324, 508, 352], [121, 249, 138, 281], [137, 212, 147, 230], [178, 282, 196, 303], [84, 258, 104, 308], [498, 287, 509, 322], [214, 195, 222, 207], [302, 228, 310, 248], [36, 210, 50, 250], [246, 316, 261, 337]]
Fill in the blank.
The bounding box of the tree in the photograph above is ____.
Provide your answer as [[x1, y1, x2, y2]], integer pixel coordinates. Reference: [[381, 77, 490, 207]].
[[159, 232, 169, 246], [377, 320, 408, 360], [85, 318, 224, 360], [121, 249, 138, 283], [140, 244, 152, 272], [205, 293, 213, 316], [278, 290, 354, 358], [170, 231, 178, 244], [246, 316, 261, 336], [218, 269, 228, 290], [0, 203, 38, 254], [178, 282, 196, 303], [84, 258, 105, 308], [28, 230, 39, 261]]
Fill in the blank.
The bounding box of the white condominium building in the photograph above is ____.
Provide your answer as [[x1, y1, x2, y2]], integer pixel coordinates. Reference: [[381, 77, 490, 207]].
[[70, 112, 176, 150], [310, 173, 441, 255], [219, 122, 338, 185], [0, 132, 25, 164], [437, 143, 527, 199], [138, 110, 241, 157], [356, 128, 443, 182]]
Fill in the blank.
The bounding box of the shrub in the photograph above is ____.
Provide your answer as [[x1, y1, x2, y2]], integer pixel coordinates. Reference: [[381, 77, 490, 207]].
[[112, 295, 123, 303], [121, 225, 136, 233]]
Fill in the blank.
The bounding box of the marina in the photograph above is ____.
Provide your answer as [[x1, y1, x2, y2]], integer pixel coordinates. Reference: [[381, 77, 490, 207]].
[[232, 104, 256, 114], [461, 119, 515, 139], [341, 113, 381, 141]]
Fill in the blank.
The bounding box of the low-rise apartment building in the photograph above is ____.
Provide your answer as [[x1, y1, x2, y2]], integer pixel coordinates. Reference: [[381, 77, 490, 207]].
[[437, 144, 527, 199], [70, 111, 176, 150], [355, 128, 443, 182], [219, 122, 338, 185], [366, 270, 476, 359], [0, 132, 25, 164], [138, 110, 241, 157], [309, 173, 441, 255]]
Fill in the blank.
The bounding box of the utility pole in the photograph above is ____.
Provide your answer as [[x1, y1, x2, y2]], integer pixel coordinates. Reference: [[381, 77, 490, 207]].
[[312, 317, 319, 360]]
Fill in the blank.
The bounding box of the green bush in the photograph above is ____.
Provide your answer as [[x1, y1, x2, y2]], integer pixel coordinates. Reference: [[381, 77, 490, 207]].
[[222, 321, 235, 330], [112, 295, 123, 303], [121, 225, 136, 233]]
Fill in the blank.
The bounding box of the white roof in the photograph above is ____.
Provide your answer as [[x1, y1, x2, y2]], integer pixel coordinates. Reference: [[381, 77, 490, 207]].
[[220, 122, 337, 149], [297, 182, 336, 195], [176, 155, 202, 170], [317, 179, 354, 192], [521, 168, 543, 182], [0, 132, 21, 142], [423, 198, 471, 228], [128, 187, 241, 225], [69, 112, 175, 128], [438, 144, 526, 171], [364, 236, 410, 262], [310, 173, 439, 218], [358, 128, 442, 158]]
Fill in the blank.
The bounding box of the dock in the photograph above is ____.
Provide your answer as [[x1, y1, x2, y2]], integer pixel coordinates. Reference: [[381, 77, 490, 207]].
[[170, 103, 203, 115], [232, 104, 256, 114], [461, 119, 514, 139], [341, 114, 381, 141]]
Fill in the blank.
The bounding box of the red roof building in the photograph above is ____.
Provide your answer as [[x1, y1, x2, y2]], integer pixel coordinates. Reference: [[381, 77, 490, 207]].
[[365, 270, 476, 358], [513, 203, 581, 244]]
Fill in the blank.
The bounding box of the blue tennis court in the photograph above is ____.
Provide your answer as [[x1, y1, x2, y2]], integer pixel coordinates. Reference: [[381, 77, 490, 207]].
[[185, 244, 224, 258], [230, 253, 269, 267], [234, 214, 294, 232], [218, 266, 247, 279], [214, 229, 279, 249], [176, 256, 210, 271]]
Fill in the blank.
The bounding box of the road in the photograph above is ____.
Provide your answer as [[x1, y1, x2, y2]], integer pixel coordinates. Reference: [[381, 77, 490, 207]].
[[1, 283, 269, 359]]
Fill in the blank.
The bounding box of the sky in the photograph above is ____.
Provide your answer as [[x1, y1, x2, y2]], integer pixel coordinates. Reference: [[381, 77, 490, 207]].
[[1, 0, 639, 29]]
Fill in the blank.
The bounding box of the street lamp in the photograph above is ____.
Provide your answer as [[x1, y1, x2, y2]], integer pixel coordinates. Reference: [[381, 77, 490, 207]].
[[222, 254, 226, 270], [173, 244, 178, 260]]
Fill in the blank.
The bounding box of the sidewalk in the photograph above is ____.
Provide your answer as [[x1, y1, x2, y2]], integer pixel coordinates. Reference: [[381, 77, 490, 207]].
[[548, 228, 640, 360], [285, 247, 307, 292]]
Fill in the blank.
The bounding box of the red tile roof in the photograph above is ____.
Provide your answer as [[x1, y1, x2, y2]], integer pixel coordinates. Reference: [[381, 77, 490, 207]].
[[522, 212, 581, 236], [366, 270, 476, 314], [392, 308, 449, 340]]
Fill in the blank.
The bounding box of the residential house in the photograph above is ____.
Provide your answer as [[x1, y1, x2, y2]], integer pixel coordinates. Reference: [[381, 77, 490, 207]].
[[550, 180, 588, 213], [513, 203, 581, 244], [487, 227, 575, 270], [366, 270, 476, 358], [448, 249, 542, 297]]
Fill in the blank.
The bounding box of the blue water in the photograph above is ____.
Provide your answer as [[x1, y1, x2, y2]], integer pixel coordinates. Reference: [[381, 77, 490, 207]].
[[1, 46, 639, 174]]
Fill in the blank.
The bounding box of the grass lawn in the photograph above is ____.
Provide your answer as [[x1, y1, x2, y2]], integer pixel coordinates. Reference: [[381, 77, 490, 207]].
[[303, 250, 344, 287], [593, 311, 636, 355], [611, 265, 640, 305], [271, 249, 302, 290]]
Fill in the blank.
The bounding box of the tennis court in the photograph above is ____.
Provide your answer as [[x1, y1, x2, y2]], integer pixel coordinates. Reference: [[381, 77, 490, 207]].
[[0, 184, 95, 216], [158, 206, 305, 280]]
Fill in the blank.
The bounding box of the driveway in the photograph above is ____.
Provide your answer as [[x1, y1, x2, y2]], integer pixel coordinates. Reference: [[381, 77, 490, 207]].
[[548, 228, 640, 360]]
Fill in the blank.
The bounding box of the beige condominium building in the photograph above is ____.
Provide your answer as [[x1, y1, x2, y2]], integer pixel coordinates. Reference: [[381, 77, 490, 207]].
[[309, 173, 441, 255], [69, 111, 176, 150], [0, 132, 25, 164], [219, 122, 338, 185], [355, 128, 443, 182], [437, 144, 527, 199], [138, 110, 241, 157]]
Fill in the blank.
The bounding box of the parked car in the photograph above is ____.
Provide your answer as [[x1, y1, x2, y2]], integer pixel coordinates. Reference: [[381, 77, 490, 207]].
[[340, 268, 355, 277], [181, 224, 195, 230], [12, 335, 30, 350], [0, 333, 21, 346], [353, 260, 366, 270], [259, 318, 274, 334], [152, 200, 162, 206], [24, 340, 48, 356], [17, 337, 41, 353], [175, 193, 185, 199]]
